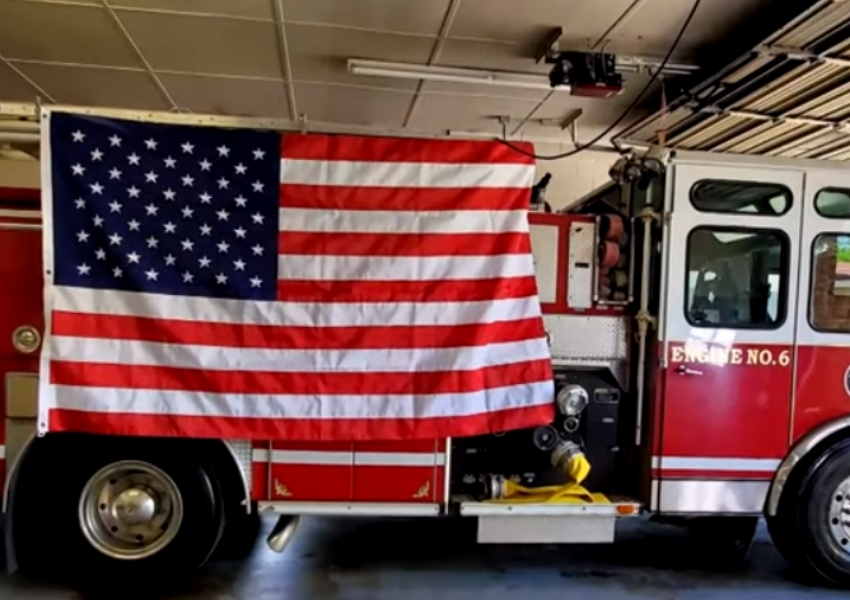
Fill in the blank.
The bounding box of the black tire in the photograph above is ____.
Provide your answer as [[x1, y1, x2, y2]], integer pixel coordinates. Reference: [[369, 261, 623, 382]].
[[12, 434, 225, 597], [213, 503, 262, 560], [767, 438, 850, 587]]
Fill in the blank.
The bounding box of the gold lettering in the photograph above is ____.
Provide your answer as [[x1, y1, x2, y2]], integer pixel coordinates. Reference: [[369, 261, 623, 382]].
[[709, 347, 730, 365], [747, 349, 760, 365], [759, 349, 774, 366], [671, 346, 685, 363], [778, 350, 791, 367], [730, 348, 743, 365]]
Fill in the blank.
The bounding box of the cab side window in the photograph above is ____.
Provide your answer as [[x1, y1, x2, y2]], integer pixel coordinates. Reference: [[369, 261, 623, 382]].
[[691, 180, 792, 216], [685, 227, 789, 329], [810, 234, 850, 332]]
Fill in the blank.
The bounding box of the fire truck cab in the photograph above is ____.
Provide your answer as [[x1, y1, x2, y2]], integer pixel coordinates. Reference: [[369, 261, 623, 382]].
[[4, 133, 850, 590]]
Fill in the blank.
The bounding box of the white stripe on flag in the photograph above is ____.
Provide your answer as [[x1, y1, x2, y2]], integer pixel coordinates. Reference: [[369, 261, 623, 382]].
[[50, 336, 551, 373], [278, 208, 529, 234], [280, 159, 535, 189], [277, 254, 535, 281], [51, 286, 540, 327], [50, 380, 554, 420]]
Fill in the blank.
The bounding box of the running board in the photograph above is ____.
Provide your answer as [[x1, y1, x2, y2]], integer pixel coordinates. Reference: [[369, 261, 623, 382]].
[[460, 500, 642, 544]]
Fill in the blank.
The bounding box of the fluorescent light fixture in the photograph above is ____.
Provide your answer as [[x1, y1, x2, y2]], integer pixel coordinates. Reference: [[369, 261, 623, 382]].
[[347, 59, 566, 92]]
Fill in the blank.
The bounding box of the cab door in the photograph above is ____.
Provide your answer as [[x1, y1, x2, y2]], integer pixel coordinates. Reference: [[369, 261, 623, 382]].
[[655, 161, 803, 514], [792, 172, 850, 442]]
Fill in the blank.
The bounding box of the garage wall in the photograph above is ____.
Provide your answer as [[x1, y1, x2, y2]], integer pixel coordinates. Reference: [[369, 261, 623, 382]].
[[0, 159, 38, 190], [531, 145, 615, 210]]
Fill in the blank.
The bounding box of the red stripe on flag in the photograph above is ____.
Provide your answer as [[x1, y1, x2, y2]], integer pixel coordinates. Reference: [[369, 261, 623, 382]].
[[279, 185, 531, 211], [281, 134, 534, 164], [278, 231, 531, 257], [276, 276, 539, 303], [50, 358, 552, 395], [48, 403, 555, 441], [51, 312, 546, 350]]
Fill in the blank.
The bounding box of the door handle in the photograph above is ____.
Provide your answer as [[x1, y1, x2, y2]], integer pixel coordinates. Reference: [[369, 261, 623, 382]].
[[675, 364, 703, 376]]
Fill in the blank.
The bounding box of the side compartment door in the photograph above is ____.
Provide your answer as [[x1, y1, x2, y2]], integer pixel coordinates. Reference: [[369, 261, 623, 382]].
[[0, 206, 44, 488], [657, 163, 802, 514], [792, 172, 850, 441]]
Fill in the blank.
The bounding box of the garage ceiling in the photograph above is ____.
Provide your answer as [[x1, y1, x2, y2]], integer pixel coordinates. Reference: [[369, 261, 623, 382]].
[[620, 0, 850, 161], [0, 0, 788, 144]]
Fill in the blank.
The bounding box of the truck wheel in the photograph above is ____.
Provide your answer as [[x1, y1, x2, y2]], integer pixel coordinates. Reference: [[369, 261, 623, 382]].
[[12, 436, 225, 596], [768, 438, 850, 587], [213, 503, 262, 560]]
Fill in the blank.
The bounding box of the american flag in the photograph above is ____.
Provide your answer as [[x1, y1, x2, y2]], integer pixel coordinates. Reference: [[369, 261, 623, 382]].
[[39, 110, 554, 441]]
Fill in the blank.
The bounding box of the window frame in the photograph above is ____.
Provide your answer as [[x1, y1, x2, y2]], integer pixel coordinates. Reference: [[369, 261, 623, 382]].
[[807, 231, 850, 334], [689, 179, 793, 217], [683, 225, 791, 330], [814, 187, 850, 219]]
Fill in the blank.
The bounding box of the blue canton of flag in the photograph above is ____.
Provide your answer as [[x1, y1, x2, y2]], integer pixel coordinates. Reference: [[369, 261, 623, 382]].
[[49, 113, 281, 301]]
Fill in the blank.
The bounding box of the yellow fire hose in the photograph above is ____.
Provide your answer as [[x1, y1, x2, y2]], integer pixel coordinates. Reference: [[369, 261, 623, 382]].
[[488, 442, 609, 504]]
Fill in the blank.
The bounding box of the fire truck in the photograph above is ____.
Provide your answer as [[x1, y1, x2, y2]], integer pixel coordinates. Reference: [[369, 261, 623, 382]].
[[3, 107, 850, 591]]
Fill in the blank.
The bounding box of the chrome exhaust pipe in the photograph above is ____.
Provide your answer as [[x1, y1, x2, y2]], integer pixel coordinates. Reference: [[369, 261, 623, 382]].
[[266, 515, 300, 553]]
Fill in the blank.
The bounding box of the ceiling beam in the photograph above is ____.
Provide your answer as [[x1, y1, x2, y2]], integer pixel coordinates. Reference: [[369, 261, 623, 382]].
[[101, 0, 177, 110], [272, 0, 298, 122], [402, 0, 463, 128]]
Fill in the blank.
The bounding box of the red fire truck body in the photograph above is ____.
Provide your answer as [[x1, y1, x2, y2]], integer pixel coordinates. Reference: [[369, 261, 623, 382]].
[[4, 138, 850, 589]]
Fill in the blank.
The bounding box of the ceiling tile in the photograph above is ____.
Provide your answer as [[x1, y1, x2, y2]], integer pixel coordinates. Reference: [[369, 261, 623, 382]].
[[407, 94, 540, 134], [15, 63, 170, 109], [293, 83, 414, 128], [287, 24, 434, 90], [438, 38, 549, 74], [449, 0, 636, 46], [159, 74, 290, 118], [604, 0, 775, 59], [0, 62, 41, 102], [111, 0, 274, 20], [118, 12, 282, 78], [282, 0, 449, 36], [0, 1, 141, 67]]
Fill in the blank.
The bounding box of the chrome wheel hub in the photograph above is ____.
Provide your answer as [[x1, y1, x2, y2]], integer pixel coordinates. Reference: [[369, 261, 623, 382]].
[[78, 460, 183, 560], [828, 476, 850, 553]]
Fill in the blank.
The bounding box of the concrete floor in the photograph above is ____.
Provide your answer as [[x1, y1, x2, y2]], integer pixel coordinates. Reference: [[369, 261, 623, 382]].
[[1, 516, 846, 599]]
